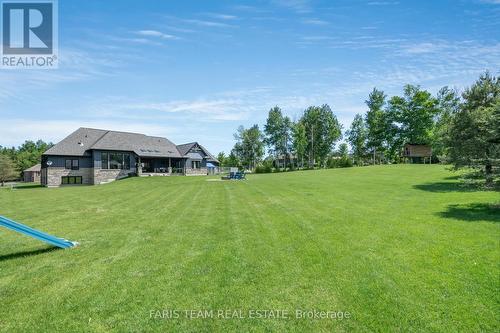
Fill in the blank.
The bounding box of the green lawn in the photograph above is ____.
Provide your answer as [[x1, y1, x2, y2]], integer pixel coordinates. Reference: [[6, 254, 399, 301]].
[[0, 165, 498, 332]]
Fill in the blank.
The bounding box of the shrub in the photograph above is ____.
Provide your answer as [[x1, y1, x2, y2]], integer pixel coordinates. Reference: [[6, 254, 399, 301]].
[[327, 157, 353, 168], [255, 165, 272, 173]]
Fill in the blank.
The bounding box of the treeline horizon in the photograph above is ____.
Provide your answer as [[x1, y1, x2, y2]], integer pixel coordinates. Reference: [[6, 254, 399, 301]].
[[218, 72, 499, 184], [1, 72, 498, 185]]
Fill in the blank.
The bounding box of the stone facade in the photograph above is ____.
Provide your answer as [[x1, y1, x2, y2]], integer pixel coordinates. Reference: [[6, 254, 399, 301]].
[[185, 167, 208, 176], [43, 167, 134, 186], [93, 168, 133, 184], [45, 167, 93, 187]]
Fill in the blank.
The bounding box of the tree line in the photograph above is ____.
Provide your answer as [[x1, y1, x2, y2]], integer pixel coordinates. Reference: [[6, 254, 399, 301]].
[[0, 73, 498, 185], [218, 72, 499, 185], [0, 140, 53, 185]]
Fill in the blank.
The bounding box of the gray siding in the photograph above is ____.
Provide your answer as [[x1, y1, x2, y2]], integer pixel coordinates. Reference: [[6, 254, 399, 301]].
[[185, 158, 207, 168], [185, 151, 207, 168], [44, 155, 93, 168]]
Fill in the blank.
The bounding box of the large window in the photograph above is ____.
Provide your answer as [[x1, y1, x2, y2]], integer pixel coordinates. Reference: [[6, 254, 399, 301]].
[[101, 152, 130, 170], [109, 153, 122, 169], [192, 161, 201, 169], [65, 159, 79, 170], [124, 155, 130, 169], [102, 153, 109, 169], [61, 176, 82, 185]]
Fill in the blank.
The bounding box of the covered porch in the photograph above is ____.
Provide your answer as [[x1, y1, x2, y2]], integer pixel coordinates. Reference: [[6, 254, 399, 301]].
[[138, 157, 185, 175]]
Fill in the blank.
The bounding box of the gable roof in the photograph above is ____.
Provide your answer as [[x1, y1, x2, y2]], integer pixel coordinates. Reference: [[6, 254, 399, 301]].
[[44, 128, 108, 156], [24, 163, 41, 172], [91, 130, 181, 158], [176, 142, 197, 156], [43, 128, 182, 158], [176, 142, 219, 162]]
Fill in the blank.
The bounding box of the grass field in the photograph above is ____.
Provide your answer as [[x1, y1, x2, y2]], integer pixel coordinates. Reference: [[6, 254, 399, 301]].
[[0, 165, 498, 332]]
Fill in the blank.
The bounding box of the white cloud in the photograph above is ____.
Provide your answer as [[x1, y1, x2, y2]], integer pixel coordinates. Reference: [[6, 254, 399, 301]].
[[182, 19, 235, 28], [135, 30, 179, 40], [302, 18, 329, 25], [204, 13, 238, 20], [272, 0, 312, 13], [479, 0, 500, 4], [0, 47, 120, 103], [401, 42, 443, 54]]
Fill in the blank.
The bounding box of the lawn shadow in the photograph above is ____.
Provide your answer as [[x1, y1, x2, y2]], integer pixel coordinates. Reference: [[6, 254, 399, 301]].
[[438, 203, 500, 223], [413, 182, 481, 193], [0, 246, 60, 262], [13, 184, 43, 190]]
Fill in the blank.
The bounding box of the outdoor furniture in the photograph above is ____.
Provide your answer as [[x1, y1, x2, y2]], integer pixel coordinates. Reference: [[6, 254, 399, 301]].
[[221, 171, 246, 180]]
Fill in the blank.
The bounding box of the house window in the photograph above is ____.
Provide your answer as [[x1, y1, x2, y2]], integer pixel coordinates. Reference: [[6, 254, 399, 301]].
[[61, 176, 82, 185], [101, 152, 130, 170], [109, 153, 122, 169], [123, 155, 130, 170], [65, 159, 79, 170], [192, 161, 201, 169], [102, 152, 109, 169]]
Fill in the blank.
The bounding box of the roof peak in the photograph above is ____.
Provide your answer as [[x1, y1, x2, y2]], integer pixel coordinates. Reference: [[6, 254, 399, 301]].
[[78, 127, 148, 137]]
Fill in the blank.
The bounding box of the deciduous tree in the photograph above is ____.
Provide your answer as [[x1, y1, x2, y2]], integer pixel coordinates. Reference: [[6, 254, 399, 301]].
[[346, 114, 367, 165], [292, 121, 307, 168], [264, 106, 292, 169], [301, 104, 342, 167], [232, 125, 265, 171], [365, 88, 389, 164], [0, 155, 18, 186]]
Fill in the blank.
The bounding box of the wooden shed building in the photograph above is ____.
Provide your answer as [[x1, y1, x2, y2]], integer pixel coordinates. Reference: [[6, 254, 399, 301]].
[[402, 144, 432, 164], [23, 164, 41, 182]]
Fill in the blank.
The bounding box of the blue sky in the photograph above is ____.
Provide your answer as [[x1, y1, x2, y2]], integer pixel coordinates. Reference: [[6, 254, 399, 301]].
[[1, 0, 499, 154]]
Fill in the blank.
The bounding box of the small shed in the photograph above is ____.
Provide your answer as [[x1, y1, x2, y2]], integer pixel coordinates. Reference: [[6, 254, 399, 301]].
[[402, 144, 432, 164], [23, 164, 41, 183]]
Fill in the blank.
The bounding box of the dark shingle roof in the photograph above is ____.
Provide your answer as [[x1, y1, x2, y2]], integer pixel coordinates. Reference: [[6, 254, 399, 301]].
[[24, 163, 41, 172], [176, 142, 219, 162], [91, 131, 181, 158], [176, 142, 197, 156], [43, 128, 108, 156], [43, 128, 182, 158]]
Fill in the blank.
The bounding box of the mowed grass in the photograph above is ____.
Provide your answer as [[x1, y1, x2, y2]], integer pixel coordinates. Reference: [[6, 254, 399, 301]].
[[0, 165, 499, 332]]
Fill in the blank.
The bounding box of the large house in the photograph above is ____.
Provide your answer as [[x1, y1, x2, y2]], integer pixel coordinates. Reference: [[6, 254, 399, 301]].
[[41, 128, 219, 187]]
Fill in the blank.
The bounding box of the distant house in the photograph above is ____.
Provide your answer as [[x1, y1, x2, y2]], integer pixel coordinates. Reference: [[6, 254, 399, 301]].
[[402, 144, 432, 164], [41, 128, 219, 187], [23, 164, 41, 183], [176, 142, 220, 175]]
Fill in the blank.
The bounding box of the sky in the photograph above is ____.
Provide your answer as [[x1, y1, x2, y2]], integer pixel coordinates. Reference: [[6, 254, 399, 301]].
[[1, 0, 499, 154]]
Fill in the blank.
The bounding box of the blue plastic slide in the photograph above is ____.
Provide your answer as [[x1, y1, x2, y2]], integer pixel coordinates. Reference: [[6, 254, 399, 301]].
[[0, 215, 78, 249]]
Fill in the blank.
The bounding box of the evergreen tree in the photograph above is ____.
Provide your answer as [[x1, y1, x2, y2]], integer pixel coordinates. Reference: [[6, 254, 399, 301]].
[[446, 72, 500, 184]]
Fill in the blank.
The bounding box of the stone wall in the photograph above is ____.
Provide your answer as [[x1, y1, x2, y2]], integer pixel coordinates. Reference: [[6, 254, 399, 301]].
[[45, 167, 93, 187], [93, 169, 132, 184], [185, 168, 208, 176]]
